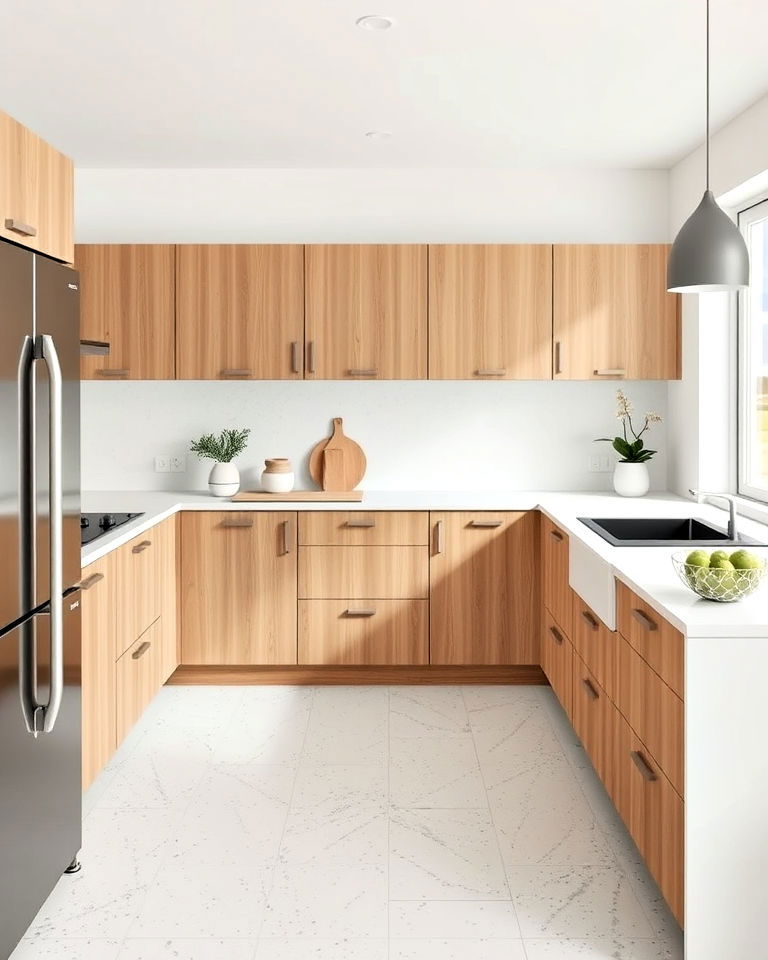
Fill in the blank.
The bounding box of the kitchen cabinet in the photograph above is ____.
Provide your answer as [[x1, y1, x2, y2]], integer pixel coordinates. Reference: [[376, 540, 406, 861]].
[[429, 511, 539, 665], [304, 244, 427, 380], [299, 545, 428, 600], [298, 511, 429, 547], [571, 593, 618, 701], [571, 651, 613, 790], [541, 515, 572, 636], [541, 609, 573, 718], [77, 244, 176, 380], [553, 244, 680, 380], [176, 244, 304, 380], [617, 581, 684, 698], [115, 618, 164, 744], [428, 244, 552, 380], [180, 512, 298, 664], [0, 110, 73, 263]]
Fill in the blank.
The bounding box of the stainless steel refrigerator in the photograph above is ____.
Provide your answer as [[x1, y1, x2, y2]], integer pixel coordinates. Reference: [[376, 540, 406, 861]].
[[0, 242, 81, 958]]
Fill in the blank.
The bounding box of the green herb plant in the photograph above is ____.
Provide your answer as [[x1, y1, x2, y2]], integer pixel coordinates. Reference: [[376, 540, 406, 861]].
[[596, 390, 662, 463], [190, 428, 251, 464]]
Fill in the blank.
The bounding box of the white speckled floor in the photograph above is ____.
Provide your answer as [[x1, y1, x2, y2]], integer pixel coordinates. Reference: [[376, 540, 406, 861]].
[[13, 685, 683, 960]]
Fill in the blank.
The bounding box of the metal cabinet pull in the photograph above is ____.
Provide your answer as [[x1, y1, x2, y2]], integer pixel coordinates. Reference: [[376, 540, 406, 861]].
[[549, 625, 564, 646], [347, 368, 378, 377], [290, 341, 300, 374], [345, 518, 376, 528], [344, 607, 377, 617], [79, 572, 104, 590], [281, 519, 292, 555], [582, 677, 599, 701], [581, 610, 599, 631], [554, 340, 562, 375], [132, 540, 152, 553], [220, 368, 252, 378], [549, 529, 564, 543], [630, 750, 658, 782], [5, 218, 37, 237], [132, 640, 151, 660], [469, 519, 503, 528], [631, 608, 658, 632], [307, 341, 316, 374], [221, 518, 254, 529], [474, 368, 506, 377], [593, 368, 627, 377], [96, 368, 129, 378], [434, 519, 445, 555]]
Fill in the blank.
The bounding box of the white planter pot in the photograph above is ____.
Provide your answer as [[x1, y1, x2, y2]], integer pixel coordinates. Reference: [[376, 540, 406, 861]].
[[208, 461, 240, 497], [613, 461, 650, 498], [261, 470, 295, 494]]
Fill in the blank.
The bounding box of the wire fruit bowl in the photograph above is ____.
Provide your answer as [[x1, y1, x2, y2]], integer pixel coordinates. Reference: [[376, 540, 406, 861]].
[[672, 551, 768, 602]]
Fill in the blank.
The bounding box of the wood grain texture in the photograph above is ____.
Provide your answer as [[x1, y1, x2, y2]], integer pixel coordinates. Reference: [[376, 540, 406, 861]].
[[176, 244, 304, 379], [617, 581, 684, 698], [115, 618, 164, 747], [308, 417, 367, 490], [168, 664, 548, 685], [298, 599, 429, 665], [299, 511, 429, 546], [305, 244, 427, 379], [429, 511, 539, 665], [553, 244, 680, 380], [34, 133, 74, 263], [299, 545, 429, 599], [571, 593, 620, 701], [541, 515, 573, 636], [540, 608, 573, 720], [77, 245, 175, 379], [233, 490, 363, 502], [80, 553, 117, 790], [156, 517, 179, 683], [571, 650, 614, 792], [429, 244, 553, 379], [180, 512, 298, 665]]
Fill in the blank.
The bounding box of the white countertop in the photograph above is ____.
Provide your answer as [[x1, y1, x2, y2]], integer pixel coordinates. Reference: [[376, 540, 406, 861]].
[[81, 489, 768, 639]]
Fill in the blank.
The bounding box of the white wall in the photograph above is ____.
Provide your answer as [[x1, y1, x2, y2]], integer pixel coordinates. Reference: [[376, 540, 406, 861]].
[[76, 165, 671, 493]]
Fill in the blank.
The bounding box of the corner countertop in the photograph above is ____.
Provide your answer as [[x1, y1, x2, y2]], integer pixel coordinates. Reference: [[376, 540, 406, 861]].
[[81, 489, 768, 640]]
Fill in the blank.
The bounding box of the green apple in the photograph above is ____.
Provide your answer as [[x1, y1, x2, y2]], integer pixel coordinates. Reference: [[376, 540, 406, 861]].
[[729, 549, 763, 570], [709, 556, 735, 571], [710, 550, 730, 565], [685, 549, 711, 567]]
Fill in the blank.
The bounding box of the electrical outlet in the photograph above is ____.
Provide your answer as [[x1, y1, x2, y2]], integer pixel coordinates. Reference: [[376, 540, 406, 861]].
[[170, 455, 186, 473], [154, 456, 171, 473], [589, 454, 613, 473]]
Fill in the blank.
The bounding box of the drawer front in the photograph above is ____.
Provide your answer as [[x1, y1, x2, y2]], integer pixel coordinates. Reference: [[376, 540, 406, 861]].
[[617, 581, 684, 698], [571, 652, 613, 791], [541, 610, 573, 719], [299, 545, 429, 599], [541, 515, 572, 635], [115, 618, 163, 745], [615, 635, 684, 796], [298, 599, 429, 665], [572, 594, 619, 700], [299, 511, 429, 546]]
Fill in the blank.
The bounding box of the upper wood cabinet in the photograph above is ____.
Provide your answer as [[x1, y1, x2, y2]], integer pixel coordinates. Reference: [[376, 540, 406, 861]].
[[429, 511, 539, 665], [553, 244, 680, 380], [77, 245, 176, 380], [0, 110, 73, 263], [176, 244, 304, 380], [429, 245, 552, 379], [305, 244, 427, 380]]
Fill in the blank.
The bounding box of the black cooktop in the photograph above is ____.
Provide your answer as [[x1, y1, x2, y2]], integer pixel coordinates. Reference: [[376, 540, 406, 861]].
[[80, 512, 144, 546]]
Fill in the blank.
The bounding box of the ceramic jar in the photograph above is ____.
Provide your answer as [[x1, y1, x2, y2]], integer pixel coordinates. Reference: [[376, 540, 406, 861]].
[[261, 458, 295, 494], [208, 461, 240, 497], [613, 461, 650, 497]]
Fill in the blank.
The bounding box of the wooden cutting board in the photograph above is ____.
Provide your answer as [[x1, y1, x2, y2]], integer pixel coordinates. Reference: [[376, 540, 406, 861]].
[[308, 417, 367, 491]]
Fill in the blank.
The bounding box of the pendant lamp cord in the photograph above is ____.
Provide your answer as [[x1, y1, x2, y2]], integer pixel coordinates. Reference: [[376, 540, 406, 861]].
[[706, 0, 710, 189]]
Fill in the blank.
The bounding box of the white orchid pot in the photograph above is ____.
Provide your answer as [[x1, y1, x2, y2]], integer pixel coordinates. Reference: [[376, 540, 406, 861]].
[[613, 461, 650, 498], [208, 461, 240, 497]]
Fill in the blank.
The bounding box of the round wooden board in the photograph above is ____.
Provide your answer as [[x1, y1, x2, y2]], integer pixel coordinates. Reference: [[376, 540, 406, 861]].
[[308, 418, 366, 490]]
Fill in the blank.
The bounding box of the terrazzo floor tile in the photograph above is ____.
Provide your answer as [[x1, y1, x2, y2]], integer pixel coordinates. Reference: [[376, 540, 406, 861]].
[[254, 940, 387, 959], [390, 940, 527, 960], [117, 940, 258, 959], [522, 938, 682, 959], [10, 939, 123, 960], [390, 686, 471, 738], [389, 735, 486, 808], [302, 687, 388, 764], [388, 900, 521, 938]]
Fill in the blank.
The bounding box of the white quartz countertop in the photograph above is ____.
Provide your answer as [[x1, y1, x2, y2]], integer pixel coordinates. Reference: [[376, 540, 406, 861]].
[[81, 489, 768, 639]]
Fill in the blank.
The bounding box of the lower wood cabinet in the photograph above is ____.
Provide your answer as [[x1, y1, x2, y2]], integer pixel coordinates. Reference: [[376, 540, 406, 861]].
[[541, 515, 572, 637], [299, 545, 428, 599], [115, 618, 164, 744], [617, 581, 684, 698], [180, 512, 298, 665], [571, 651, 613, 789], [540, 608, 573, 719], [571, 593, 618, 701], [429, 511, 539, 665]]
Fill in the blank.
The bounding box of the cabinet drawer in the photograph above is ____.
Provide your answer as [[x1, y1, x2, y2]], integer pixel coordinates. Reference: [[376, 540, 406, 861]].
[[615, 634, 684, 796], [541, 609, 573, 719], [299, 546, 429, 599], [299, 511, 428, 546], [572, 594, 619, 700], [541, 515, 572, 636], [298, 599, 428, 665], [116, 618, 163, 745], [617, 581, 683, 698], [571, 652, 613, 791]]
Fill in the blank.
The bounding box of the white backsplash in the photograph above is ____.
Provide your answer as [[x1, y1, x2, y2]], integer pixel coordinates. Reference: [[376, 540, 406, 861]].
[[81, 379, 668, 493]]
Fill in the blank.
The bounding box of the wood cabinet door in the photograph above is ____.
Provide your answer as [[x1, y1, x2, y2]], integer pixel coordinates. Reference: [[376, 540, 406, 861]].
[[180, 512, 298, 665], [80, 555, 117, 790], [429, 244, 552, 379], [541, 609, 573, 719], [541, 515, 572, 636], [116, 619, 164, 746], [35, 136, 74, 264], [305, 244, 427, 380], [429, 511, 539, 665], [77, 245, 175, 380], [553, 245, 680, 380], [176, 244, 304, 380], [571, 652, 613, 792], [617, 581, 684, 698], [571, 594, 619, 702]]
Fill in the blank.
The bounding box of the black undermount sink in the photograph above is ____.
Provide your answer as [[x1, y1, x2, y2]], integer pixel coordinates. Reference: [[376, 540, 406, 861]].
[[579, 516, 765, 547]]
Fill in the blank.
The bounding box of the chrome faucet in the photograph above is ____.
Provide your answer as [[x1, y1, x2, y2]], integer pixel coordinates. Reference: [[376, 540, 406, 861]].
[[688, 489, 739, 541]]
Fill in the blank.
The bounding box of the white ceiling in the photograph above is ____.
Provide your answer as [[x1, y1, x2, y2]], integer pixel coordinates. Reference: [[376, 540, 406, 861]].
[[2, 0, 767, 169]]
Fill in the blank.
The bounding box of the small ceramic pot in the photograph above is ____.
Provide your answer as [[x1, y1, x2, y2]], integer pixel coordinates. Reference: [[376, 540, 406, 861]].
[[261, 458, 295, 494], [613, 461, 650, 498], [208, 461, 240, 497]]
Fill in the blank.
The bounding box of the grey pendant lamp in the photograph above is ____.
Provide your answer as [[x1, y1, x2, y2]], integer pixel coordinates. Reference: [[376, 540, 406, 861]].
[[667, 0, 750, 293]]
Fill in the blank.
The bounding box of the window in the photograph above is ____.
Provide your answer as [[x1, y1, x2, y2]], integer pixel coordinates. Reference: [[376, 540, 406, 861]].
[[738, 198, 768, 501]]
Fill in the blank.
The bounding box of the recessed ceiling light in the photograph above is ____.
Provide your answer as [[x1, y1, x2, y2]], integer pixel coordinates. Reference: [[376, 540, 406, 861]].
[[365, 131, 392, 140], [356, 15, 395, 30]]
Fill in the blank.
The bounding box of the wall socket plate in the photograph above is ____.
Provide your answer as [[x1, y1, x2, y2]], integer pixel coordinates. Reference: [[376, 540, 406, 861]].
[[154, 456, 170, 473], [155, 455, 186, 473], [170, 455, 186, 473], [589, 454, 613, 473]]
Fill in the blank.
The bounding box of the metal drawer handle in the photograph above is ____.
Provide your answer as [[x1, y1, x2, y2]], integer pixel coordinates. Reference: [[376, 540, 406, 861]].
[[582, 677, 599, 701], [132, 640, 151, 660], [549, 529, 564, 543], [474, 368, 506, 377], [630, 750, 658, 782], [96, 368, 129, 378], [593, 368, 627, 377], [132, 540, 152, 553], [347, 368, 378, 377], [306, 340, 316, 374], [5, 218, 37, 237], [221, 368, 252, 378], [290, 341, 300, 374], [631, 608, 658, 632], [554, 340, 562, 375], [549, 625, 564, 646], [345, 518, 376, 528], [344, 607, 377, 617], [469, 519, 503, 528], [221, 519, 254, 528], [433, 520, 444, 555], [580, 610, 599, 630], [281, 519, 292, 555], [79, 572, 104, 591]]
